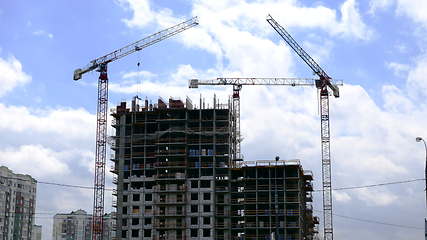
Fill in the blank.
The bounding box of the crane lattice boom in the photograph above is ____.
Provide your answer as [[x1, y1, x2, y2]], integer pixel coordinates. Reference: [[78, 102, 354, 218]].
[[190, 77, 328, 87], [266, 14, 339, 98], [74, 17, 198, 240], [74, 17, 199, 80]]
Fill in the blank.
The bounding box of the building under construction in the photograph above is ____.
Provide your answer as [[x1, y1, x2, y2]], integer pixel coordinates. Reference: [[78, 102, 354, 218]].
[[110, 96, 318, 240]]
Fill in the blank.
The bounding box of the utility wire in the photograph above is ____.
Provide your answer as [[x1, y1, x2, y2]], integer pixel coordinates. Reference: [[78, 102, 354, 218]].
[[313, 178, 425, 192], [313, 209, 423, 230], [0, 176, 114, 191], [38, 181, 114, 191], [2, 176, 425, 192], [2, 176, 424, 229], [40, 178, 425, 192]]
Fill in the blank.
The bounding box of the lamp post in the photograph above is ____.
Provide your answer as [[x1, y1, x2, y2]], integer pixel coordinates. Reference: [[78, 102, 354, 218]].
[[416, 136, 427, 240]]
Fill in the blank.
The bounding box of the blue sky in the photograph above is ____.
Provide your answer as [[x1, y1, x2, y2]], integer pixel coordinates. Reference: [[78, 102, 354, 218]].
[[1, 0, 427, 239]]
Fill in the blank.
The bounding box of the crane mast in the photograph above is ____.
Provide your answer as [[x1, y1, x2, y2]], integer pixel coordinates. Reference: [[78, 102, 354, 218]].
[[74, 17, 198, 240], [266, 14, 339, 240]]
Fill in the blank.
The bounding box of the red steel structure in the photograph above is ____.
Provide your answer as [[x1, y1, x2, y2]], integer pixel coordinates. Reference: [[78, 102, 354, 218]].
[[73, 17, 198, 240], [266, 14, 340, 240]]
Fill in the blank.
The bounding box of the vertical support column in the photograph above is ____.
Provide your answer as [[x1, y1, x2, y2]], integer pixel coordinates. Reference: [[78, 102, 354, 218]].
[[92, 63, 108, 240], [143, 110, 148, 238], [232, 85, 242, 161], [268, 164, 272, 239], [198, 99, 202, 240], [228, 97, 233, 167], [320, 89, 333, 240], [213, 96, 217, 240], [184, 108, 189, 240], [274, 159, 279, 240], [283, 163, 287, 240]]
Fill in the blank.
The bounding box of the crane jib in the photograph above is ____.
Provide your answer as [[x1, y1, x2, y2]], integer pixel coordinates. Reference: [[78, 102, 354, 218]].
[[74, 16, 198, 81]]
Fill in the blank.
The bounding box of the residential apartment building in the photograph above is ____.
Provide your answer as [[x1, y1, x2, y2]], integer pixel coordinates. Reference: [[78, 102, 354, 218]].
[[0, 166, 37, 240], [53, 210, 92, 240], [52, 210, 116, 240], [111, 96, 317, 240], [31, 225, 42, 240]]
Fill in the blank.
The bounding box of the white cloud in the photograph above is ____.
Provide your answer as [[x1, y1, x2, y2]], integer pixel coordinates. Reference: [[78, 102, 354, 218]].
[[303, 38, 334, 63], [334, 191, 351, 203], [338, 0, 374, 40], [189, 0, 373, 40], [33, 29, 54, 39], [395, 0, 427, 27], [394, 42, 408, 53], [368, 0, 394, 15], [406, 55, 427, 99], [122, 70, 157, 79], [0, 145, 69, 178], [0, 102, 104, 238], [0, 55, 31, 97], [0, 103, 95, 146], [0, 103, 99, 183], [110, 64, 226, 97], [369, 0, 427, 28], [386, 62, 410, 78], [118, 0, 156, 28], [170, 64, 200, 82], [382, 85, 414, 113], [118, 0, 374, 67], [356, 188, 398, 206]]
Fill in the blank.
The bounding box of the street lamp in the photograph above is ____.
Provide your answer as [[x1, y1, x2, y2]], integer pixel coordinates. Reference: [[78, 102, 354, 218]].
[[416, 137, 427, 240]]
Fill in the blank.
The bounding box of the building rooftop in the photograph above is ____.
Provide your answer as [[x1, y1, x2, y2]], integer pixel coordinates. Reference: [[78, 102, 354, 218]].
[[0, 166, 37, 183], [111, 95, 230, 115]]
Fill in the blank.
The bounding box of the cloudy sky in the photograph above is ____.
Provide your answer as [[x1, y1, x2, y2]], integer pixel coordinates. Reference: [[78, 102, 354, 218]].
[[1, 0, 427, 239]]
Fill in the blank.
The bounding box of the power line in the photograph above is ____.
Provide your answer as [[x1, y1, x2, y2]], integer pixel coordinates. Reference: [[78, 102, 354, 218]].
[[38, 181, 114, 191], [0, 176, 114, 191], [1, 211, 116, 221], [2, 176, 425, 229], [313, 178, 425, 192], [2, 175, 425, 192], [37, 178, 427, 191], [313, 209, 423, 230]]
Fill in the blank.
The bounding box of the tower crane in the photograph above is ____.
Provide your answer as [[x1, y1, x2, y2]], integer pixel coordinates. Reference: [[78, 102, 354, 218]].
[[267, 14, 340, 240], [189, 78, 342, 166], [73, 17, 198, 240]]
